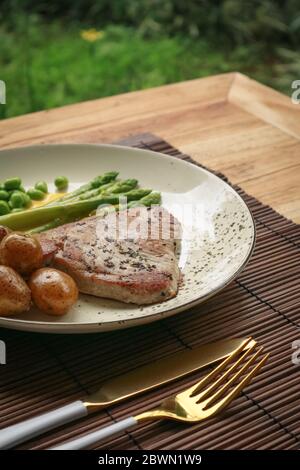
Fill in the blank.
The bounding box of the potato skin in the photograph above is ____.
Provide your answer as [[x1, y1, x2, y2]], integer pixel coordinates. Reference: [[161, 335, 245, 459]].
[[0, 226, 11, 243], [0, 265, 31, 316], [29, 268, 78, 316], [0, 233, 43, 275]]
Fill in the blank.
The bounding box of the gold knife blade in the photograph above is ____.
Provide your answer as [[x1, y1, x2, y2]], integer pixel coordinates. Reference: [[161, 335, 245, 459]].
[[84, 337, 255, 412]]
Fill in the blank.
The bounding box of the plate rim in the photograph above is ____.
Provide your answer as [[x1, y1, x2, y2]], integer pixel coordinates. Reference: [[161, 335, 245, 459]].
[[0, 142, 256, 333]]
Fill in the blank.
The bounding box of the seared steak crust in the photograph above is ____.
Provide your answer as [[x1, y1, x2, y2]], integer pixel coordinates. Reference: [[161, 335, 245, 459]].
[[39, 207, 180, 304]]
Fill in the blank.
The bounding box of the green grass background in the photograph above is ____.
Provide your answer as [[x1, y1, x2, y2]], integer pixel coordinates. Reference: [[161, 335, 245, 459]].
[[0, 8, 298, 119]]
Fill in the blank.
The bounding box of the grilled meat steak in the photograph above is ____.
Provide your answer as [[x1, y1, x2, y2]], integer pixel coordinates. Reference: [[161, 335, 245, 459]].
[[39, 206, 180, 304]]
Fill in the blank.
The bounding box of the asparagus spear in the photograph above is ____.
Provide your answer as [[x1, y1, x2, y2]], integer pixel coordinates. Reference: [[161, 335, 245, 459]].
[[18, 189, 153, 233], [93, 191, 162, 217], [45, 171, 119, 206], [48, 178, 137, 206], [55, 181, 115, 204], [31, 191, 162, 233], [79, 179, 138, 201], [28, 217, 71, 234], [91, 172, 119, 188], [0, 193, 128, 231], [127, 191, 161, 208]]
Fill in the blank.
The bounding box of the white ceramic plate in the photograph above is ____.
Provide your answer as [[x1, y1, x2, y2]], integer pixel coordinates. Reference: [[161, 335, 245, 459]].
[[0, 144, 255, 333]]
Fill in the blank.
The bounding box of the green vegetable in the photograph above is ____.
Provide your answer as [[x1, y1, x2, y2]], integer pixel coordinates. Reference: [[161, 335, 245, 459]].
[[79, 179, 138, 201], [58, 183, 91, 201], [22, 193, 32, 208], [109, 179, 138, 194], [9, 191, 25, 209], [90, 188, 151, 213], [0, 201, 10, 215], [0, 169, 160, 231], [119, 188, 151, 202], [49, 171, 119, 205], [92, 191, 161, 217], [76, 181, 116, 200], [19, 186, 26, 193], [35, 181, 48, 193], [91, 176, 104, 188], [0, 190, 9, 201], [54, 176, 69, 190], [27, 188, 45, 201], [28, 216, 73, 234], [4, 177, 22, 191], [90, 171, 119, 189], [72, 182, 113, 201], [0, 193, 127, 231], [128, 191, 162, 208]]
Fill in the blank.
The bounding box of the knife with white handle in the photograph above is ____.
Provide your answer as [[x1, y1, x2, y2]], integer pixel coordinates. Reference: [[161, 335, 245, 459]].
[[0, 337, 255, 449]]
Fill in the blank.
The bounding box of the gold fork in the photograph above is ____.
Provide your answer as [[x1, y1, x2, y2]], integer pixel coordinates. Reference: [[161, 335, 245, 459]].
[[50, 338, 268, 450]]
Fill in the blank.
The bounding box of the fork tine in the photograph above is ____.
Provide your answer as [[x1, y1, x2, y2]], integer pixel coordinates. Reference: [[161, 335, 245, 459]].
[[203, 353, 269, 414], [193, 343, 262, 402], [188, 337, 254, 397], [202, 346, 263, 407]]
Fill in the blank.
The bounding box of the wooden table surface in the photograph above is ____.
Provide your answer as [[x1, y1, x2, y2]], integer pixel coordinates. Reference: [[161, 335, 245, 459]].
[[0, 72, 299, 222]]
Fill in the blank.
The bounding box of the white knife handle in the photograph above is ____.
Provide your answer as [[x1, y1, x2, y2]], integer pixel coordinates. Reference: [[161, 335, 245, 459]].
[[49, 416, 138, 450], [0, 400, 88, 450]]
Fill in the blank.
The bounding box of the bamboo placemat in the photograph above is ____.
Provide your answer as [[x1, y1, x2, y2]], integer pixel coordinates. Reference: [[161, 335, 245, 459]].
[[0, 133, 299, 450]]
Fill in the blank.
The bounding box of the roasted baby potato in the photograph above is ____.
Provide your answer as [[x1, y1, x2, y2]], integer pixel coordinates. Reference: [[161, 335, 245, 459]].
[[0, 265, 31, 316], [0, 225, 11, 243], [0, 232, 43, 275], [29, 268, 78, 316]]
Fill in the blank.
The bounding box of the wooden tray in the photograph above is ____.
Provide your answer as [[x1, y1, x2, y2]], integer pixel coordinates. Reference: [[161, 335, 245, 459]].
[[0, 134, 299, 450]]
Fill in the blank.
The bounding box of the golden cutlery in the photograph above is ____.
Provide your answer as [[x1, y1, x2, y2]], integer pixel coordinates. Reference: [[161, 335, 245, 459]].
[[51, 338, 268, 450], [0, 337, 254, 449]]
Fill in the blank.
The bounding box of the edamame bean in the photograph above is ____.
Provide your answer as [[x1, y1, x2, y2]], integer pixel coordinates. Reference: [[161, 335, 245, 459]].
[[4, 177, 22, 191], [9, 192, 25, 209], [27, 188, 45, 201], [0, 201, 10, 215], [35, 181, 48, 193], [0, 190, 9, 201], [22, 193, 32, 208], [54, 176, 68, 190]]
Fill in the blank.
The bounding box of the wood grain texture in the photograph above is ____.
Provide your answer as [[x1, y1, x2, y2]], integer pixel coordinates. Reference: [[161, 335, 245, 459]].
[[0, 72, 299, 222]]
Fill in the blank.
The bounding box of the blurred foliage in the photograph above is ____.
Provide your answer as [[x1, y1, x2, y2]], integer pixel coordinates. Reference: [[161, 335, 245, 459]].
[[2, 0, 300, 46], [275, 49, 300, 90], [0, 0, 299, 118], [0, 20, 268, 118]]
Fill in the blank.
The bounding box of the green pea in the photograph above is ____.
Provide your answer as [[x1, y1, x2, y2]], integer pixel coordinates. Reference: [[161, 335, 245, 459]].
[[0, 190, 9, 201], [9, 191, 25, 209], [4, 177, 22, 191], [54, 176, 69, 191], [0, 200, 10, 215], [12, 190, 24, 196], [22, 193, 32, 208], [11, 189, 27, 200], [18, 186, 26, 193], [27, 188, 45, 201], [35, 181, 48, 193], [11, 208, 24, 213]]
